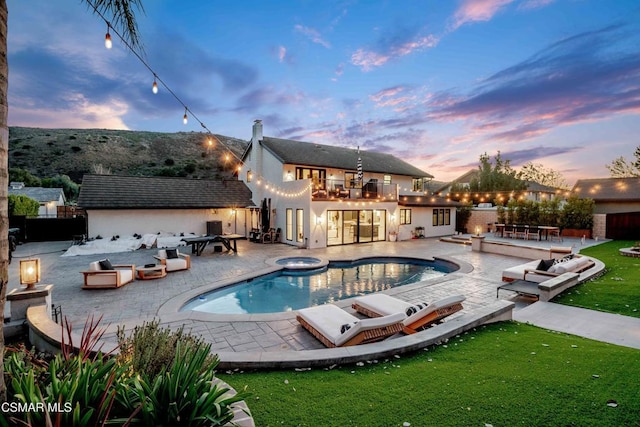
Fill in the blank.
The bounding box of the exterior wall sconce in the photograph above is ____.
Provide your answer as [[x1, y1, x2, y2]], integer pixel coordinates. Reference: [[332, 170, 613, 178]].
[[20, 258, 41, 290], [316, 216, 323, 225], [247, 170, 252, 182], [474, 226, 482, 236]]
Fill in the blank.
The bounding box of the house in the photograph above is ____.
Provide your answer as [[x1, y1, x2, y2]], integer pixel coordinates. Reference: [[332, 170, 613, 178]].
[[436, 170, 561, 204], [8, 182, 66, 218], [572, 177, 640, 214], [77, 174, 254, 239], [241, 120, 459, 248]]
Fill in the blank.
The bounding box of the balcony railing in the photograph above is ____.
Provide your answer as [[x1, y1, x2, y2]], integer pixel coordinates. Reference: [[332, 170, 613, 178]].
[[311, 179, 398, 202]]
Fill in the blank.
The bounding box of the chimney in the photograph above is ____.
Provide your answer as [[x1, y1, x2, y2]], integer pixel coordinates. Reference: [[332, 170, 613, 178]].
[[252, 119, 263, 142]]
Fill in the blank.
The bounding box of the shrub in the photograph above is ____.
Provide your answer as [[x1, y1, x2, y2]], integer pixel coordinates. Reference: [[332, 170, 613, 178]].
[[71, 146, 82, 152], [164, 158, 175, 166], [116, 319, 217, 378], [560, 196, 594, 230]]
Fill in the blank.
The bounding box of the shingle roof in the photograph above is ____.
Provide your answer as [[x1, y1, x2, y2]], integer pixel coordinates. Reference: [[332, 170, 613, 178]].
[[257, 137, 432, 178], [8, 187, 65, 203], [572, 177, 640, 202], [78, 174, 253, 209]]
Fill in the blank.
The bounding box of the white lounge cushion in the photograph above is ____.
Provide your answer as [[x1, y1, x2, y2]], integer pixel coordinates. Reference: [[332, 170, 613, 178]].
[[502, 260, 541, 281], [164, 258, 188, 272]]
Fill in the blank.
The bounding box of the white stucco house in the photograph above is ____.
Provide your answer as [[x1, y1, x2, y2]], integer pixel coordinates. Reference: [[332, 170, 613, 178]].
[[77, 174, 254, 239], [8, 182, 66, 218], [241, 120, 461, 249]]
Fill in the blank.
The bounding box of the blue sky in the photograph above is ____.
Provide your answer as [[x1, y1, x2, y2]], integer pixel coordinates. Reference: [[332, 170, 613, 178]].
[[7, 0, 640, 185]]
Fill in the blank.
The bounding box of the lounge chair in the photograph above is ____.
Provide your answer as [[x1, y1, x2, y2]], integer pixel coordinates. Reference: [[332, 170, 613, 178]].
[[351, 294, 465, 334], [296, 304, 404, 348]]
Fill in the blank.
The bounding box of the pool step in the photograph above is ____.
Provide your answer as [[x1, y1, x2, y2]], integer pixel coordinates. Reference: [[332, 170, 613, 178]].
[[440, 235, 472, 245]]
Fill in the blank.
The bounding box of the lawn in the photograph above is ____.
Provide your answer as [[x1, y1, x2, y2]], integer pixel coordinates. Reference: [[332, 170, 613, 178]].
[[221, 241, 640, 426], [553, 240, 640, 317], [221, 322, 640, 427]]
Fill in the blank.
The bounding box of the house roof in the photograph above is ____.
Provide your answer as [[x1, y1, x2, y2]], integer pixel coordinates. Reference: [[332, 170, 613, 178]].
[[572, 177, 640, 202], [8, 187, 65, 203], [398, 195, 465, 208], [255, 137, 432, 178], [78, 174, 253, 209]]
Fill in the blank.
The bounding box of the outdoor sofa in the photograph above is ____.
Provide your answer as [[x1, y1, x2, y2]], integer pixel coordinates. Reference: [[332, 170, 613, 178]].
[[501, 254, 595, 283]]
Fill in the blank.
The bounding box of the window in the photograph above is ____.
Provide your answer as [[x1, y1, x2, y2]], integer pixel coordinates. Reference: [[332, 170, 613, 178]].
[[432, 209, 451, 226], [383, 175, 391, 185], [296, 168, 326, 189], [286, 208, 293, 241], [399, 209, 411, 225], [412, 178, 423, 192], [296, 209, 304, 243], [345, 172, 357, 188]]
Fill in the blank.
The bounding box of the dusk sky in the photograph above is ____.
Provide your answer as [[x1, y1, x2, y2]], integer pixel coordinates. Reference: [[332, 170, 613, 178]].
[[7, 0, 640, 185]]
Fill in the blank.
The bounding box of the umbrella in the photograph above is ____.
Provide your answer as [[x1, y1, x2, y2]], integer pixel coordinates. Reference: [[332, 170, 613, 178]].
[[357, 146, 363, 184], [261, 198, 270, 233]]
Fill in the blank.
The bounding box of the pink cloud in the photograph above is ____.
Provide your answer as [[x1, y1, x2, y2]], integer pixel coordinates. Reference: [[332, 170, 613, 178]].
[[369, 86, 405, 102], [351, 35, 438, 71], [278, 46, 287, 63], [450, 0, 514, 30], [294, 25, 331, 48]]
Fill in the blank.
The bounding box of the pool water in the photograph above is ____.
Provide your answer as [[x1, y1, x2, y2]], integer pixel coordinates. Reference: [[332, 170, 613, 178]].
[[181, 257, 457, 314]]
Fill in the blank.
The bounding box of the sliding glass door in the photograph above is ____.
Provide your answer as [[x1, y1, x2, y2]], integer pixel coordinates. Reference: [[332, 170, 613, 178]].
[[327, 209, 386, 246]]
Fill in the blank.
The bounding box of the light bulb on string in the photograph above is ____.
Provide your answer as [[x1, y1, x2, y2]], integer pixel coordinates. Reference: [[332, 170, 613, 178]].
[[152, 76, 158, 94], [183, 108, 188, 125], [105, 23, 113, 49]]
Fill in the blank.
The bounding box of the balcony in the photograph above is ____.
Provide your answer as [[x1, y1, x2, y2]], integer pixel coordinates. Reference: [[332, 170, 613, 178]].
[[311, 179, 398, 202]]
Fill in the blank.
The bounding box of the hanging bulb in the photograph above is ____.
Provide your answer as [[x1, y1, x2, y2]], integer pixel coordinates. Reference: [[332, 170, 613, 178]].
[[105, 23, 113, 49], [152, 78, 158, 94], [183, 108, 188, 125]]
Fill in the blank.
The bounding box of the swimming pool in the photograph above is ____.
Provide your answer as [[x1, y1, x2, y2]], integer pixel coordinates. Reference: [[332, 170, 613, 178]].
[[181, 257, 458, 314]]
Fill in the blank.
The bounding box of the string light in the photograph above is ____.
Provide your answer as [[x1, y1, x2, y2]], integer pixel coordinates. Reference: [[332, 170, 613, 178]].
[[104, 23, 112, 49], [92, 2, 311, 198]]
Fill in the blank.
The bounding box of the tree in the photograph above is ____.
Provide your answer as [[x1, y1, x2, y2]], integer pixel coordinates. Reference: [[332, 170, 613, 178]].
[[517, 162, 568, 189], [7, 194, 39, 217], [469, 152, 525, 192], [0, 0, 144, 402], [606, 146, 640, 177], [8, 168, 41, 187], [42, 174, 80, 201]]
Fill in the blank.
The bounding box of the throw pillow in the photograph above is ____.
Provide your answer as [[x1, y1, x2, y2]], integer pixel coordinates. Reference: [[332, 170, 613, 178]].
[[166, 248, 179, 259], [405, 303, 429, 316], [340, 322, 357, 334], [99, 259, 114, 270], [536, 259, 555, 271]]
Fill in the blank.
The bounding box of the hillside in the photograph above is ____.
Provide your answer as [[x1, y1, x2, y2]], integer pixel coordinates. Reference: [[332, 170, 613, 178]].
[[8, 127, 249, 183]]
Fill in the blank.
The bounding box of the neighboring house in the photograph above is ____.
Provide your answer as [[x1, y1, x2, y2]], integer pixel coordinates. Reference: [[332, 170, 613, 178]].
[[77, 174, 254, 239], [572, 177, 640, 214], [8, 182, 66, 217], [436, 170, 561, 203], [241, 120, 459, 248]]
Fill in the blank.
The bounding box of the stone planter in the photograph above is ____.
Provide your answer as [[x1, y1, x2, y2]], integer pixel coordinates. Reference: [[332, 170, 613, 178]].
[[389, 233, 397, 242], [561, 228, 592, 239]]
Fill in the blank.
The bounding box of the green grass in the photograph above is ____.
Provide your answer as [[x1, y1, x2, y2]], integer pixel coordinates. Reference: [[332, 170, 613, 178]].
[[553, 240, 640, 317], [221, 323, 640, 427]]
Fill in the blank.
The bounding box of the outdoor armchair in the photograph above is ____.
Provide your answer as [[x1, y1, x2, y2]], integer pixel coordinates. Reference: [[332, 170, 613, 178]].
[[81, 259, 135, 289], [154, 248, 191, 272]]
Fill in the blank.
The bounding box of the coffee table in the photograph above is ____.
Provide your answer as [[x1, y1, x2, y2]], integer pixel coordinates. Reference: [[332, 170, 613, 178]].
[[136, 265, 167, 280]]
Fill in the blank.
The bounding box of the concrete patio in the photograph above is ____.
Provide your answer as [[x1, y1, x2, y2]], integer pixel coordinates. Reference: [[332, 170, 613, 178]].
[[8, 233, 619, 367]]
